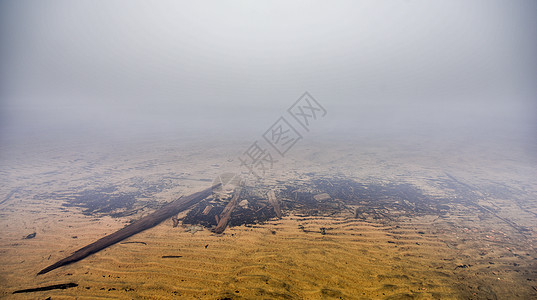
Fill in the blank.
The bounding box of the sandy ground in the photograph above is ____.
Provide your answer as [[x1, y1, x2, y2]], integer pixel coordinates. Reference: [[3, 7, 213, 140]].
[[1, 135, 536, 299]]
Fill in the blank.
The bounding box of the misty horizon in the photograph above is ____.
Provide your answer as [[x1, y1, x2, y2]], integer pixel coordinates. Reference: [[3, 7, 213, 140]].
[[1, 0, 536, 149]]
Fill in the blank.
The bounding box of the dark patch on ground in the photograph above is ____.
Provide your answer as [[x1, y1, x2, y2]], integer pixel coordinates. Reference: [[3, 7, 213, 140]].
[[182, 176, 449, 229], [181, 185, 278, 228], [36, 178, 177, 217], [229, 186, 278, 227], [39, 174, 513, 234], [181, 199, 224, 227], [61, 186, 138, 216], [309, 177, 449, 220]]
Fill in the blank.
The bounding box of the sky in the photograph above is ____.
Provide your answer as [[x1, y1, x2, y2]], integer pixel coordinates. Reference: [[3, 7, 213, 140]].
[[1, 0, 536, 145]]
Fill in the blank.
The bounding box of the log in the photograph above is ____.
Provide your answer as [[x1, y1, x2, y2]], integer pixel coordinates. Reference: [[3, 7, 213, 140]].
[[13, 283, 78, 294], [202, 205, 213, 215], [171, 216, 179, 227], [267, 190, 282, 218], [213, 187, 242, 234], [37, 184, 219, 275]]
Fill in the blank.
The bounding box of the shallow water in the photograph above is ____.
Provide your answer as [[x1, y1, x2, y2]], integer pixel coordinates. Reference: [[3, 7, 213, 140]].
[[1, 136, 536, 299]]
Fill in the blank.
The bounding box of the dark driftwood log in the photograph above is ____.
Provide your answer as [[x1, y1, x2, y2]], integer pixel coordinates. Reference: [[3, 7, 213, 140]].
[[213, 187, 242, 234], [37, 184, 219, 275], [13, 282, 78, 294]]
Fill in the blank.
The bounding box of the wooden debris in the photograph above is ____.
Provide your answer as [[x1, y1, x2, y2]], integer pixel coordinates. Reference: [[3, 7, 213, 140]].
[[13, 282, 78, 294], [120, 241, 147, 245], [171, 216, 179, 227], [202, 205, 213, 215], [267, 190, 282, 218], [37, 184, 218, 275], [213, 187, 242, 234], [239, 200, 249, 208]]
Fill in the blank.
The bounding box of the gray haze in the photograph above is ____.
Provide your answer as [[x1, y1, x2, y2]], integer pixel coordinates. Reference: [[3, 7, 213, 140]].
[[1, 0, 536, 148]]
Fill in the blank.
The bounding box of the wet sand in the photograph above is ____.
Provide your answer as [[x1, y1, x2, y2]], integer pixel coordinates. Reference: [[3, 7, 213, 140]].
[[1, 136, 536, 299]]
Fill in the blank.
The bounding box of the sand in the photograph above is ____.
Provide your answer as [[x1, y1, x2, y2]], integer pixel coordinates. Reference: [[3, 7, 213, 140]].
[[1, 136, 536, 299]]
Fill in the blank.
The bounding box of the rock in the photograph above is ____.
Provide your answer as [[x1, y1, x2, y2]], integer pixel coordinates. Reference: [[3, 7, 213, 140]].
[[314, 193, 331, 201]]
